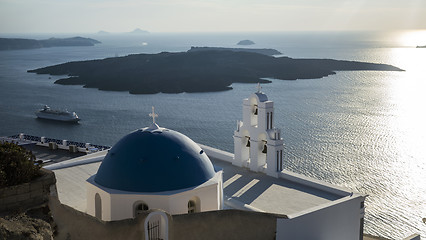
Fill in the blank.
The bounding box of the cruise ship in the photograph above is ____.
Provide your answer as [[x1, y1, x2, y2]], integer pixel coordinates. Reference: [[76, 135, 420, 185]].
[[35, 105, 80, 122]]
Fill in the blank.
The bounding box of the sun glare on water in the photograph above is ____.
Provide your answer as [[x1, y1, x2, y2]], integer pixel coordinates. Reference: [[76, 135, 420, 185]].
[[377, 31, 426, 238], [398, 30, 426, 47]]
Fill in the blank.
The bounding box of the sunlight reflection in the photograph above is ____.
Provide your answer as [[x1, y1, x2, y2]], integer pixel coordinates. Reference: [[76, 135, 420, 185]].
[[387, 46, 426, 204], [387, 47, 426, 143], [398, 30, 426, 47], [383, 45, 426, 238]]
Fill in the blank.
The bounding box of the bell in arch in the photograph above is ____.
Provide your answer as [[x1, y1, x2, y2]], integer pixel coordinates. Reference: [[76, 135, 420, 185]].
[[253, 105, 258, 115], [245, 137, 251, 147], [262, 143, 267, 153]]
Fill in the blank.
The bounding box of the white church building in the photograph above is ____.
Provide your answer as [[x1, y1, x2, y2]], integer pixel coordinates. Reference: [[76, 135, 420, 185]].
[[45, 86, 367, 240], [86, 119, 223, 221]]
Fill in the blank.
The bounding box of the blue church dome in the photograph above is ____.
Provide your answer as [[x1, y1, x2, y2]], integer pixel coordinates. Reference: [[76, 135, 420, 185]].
[[94, 125, 216, 192]]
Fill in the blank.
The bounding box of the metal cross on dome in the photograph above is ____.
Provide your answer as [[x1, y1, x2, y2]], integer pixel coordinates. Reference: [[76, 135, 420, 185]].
[[149, 106, 158, 124], [256, 83, 262, 93]]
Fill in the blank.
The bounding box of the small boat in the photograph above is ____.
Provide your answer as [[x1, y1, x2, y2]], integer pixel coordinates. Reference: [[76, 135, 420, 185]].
[[35, 105, 80, 122]]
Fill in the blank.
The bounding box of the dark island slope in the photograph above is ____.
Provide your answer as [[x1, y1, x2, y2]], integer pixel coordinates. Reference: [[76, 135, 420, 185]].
[[0, 37, 100, 51], [28, 50, 403, 94]]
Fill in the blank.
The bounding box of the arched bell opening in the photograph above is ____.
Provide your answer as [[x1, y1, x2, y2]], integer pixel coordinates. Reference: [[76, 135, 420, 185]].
[[253, 104, 258, 115], [257, 134, 267, 167], [245, 136, 251, 147], [250, 97, 258, 127], [262, 141, 267, 154], [239, 129, 250, 164]]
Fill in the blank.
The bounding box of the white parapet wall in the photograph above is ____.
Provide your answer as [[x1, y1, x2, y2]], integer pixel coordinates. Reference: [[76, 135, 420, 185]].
[[198, 144, 234, 163], [44, 150, 107, 170]]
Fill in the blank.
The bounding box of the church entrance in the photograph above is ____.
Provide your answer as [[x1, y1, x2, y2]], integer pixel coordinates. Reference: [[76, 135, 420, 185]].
[[144, 211, 168, 240], [147, 220, 161, 240]]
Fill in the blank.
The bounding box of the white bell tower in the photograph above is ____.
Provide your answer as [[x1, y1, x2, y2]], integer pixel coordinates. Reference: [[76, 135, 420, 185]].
[[233, 84, 284, 178]]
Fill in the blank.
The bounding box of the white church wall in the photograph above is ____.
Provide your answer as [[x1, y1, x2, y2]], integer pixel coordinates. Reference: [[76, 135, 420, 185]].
[[86, 171, 222, 221], [168, 171, 222, 214], [168, 183, 220, 214], [86, 177, 112, 221], [86, 182, 96, 217], [201, 184, 221, 211], [110, 194, 170, 220], [276, 195, 365, 240]]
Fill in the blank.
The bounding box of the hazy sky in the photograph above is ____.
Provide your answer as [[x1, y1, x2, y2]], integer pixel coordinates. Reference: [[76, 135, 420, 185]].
[[1, 0, 425, 33]]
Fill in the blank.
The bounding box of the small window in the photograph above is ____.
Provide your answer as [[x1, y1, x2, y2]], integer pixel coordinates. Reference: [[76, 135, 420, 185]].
[[199, 150, 204, 154], [135, 202, 149, 217], [138, 203, 149, 211], [188, 200, 196, 213]]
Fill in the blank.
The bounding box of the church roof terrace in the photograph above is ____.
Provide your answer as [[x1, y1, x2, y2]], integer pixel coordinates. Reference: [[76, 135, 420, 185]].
[[47, 146, 350, 217], [210, 157, 343, 216]]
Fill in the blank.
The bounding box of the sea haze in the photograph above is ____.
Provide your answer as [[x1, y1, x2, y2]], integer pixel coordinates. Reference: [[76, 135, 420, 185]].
[[0, 31, 425, 239]]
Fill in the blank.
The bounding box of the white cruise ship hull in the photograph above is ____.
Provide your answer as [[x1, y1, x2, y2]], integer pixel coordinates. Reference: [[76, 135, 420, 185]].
[[35, 111, 80, 122]]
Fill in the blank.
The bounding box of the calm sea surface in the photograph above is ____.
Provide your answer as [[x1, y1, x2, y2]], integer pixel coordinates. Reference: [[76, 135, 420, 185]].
[[0, 32, 425, 239]]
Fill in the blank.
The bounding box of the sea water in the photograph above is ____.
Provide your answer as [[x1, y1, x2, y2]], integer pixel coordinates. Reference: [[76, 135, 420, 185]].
[[0, 32, 425, 239]]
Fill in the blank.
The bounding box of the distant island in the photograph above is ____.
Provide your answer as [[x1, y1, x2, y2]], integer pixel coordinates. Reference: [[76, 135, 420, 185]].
[[97, 30, 110, 35], [28, 49, 404, 94], [96, 28, 149, 35], [0, 37, 101, 51], [416, 45, 426, 48], [188, 46, 281, 56], [129, 28, 149, 34], [237, 40, 255, 45]]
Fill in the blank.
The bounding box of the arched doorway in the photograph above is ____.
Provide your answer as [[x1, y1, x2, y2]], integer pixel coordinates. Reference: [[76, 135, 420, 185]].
[[144, 211, 168, 240]]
